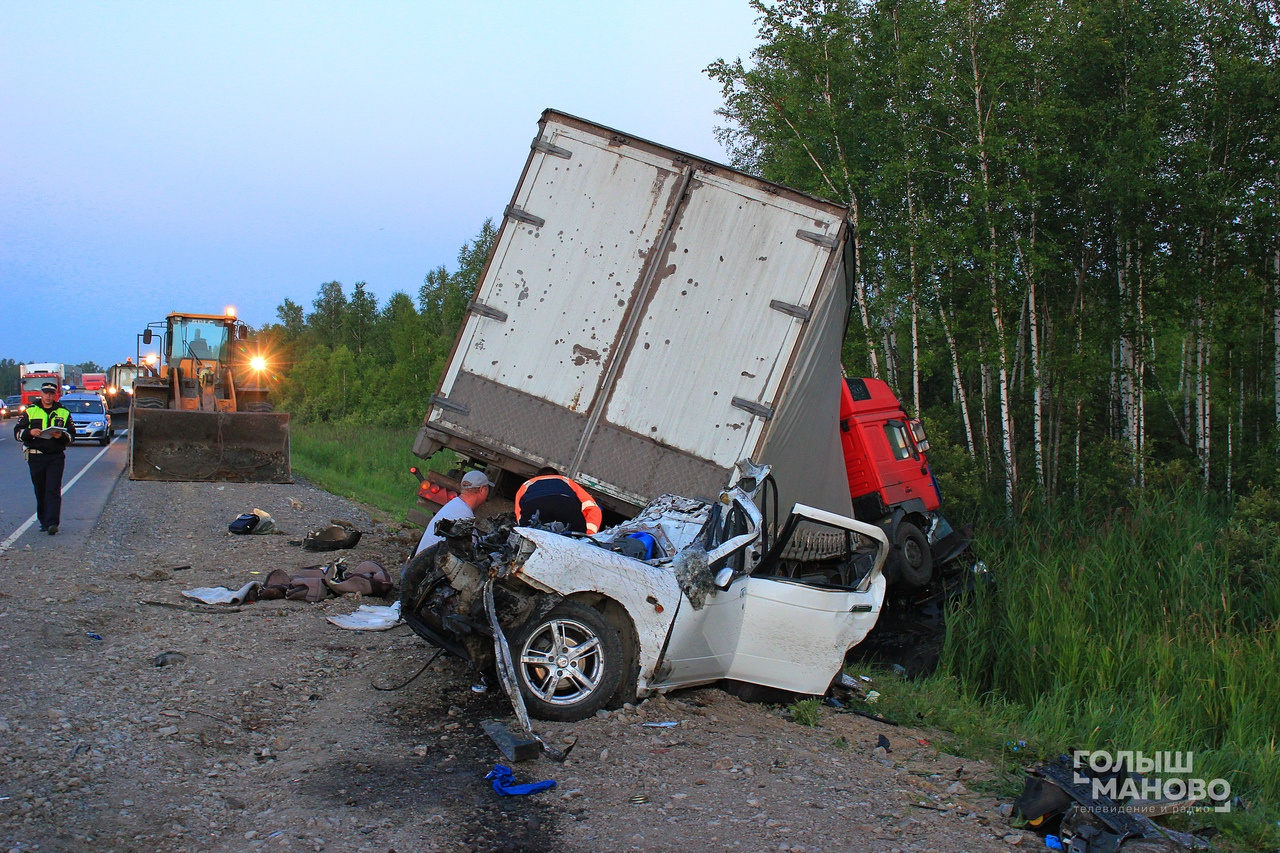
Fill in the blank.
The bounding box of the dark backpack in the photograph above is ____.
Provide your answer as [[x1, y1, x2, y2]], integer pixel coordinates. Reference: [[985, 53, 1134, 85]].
[[228, 513, 260, 534]]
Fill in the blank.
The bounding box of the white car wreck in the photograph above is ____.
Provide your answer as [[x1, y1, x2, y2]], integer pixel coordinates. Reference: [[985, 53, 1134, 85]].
[[401, 463, 888, 722]]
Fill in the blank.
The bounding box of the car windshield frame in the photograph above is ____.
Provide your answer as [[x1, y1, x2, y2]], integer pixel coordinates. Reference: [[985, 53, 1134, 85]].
[[63, 399, 105, 415]]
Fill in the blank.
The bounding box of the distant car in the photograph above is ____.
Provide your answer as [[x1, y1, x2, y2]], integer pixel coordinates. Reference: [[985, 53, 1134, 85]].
[[1, 395, 23, 419], [59, 392, 115, 446]]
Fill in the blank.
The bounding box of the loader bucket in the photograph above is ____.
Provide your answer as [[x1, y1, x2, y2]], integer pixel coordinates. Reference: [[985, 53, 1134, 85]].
[[129, 408, 291, 483]]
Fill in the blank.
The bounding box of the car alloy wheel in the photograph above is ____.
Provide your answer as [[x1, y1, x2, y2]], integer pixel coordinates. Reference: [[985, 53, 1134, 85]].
[[511, 601, 623, 722]]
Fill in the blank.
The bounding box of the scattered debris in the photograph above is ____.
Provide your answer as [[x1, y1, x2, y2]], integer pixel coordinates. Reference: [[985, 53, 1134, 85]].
[[228, 509, 275, 535], [326, 601, 402, 631], [481, 720, 540, 763], [484, 764, 556, 796], [181, 581, 260, 605], [1014, 756, 1210, 850], [185, 561, 391, 606], [302, 525, 362, 551]]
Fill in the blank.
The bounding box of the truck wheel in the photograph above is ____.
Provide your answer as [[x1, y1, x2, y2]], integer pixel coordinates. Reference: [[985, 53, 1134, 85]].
[[510, 601, 623, 722], [889, 522, 933, 590]]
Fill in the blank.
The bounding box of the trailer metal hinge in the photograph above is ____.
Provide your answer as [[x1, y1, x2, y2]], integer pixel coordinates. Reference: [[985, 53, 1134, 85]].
[[731, 397, 774, 419], [769, 299, 811, 321], [532, 139, 572, 159], [796, 229, 838, 249], [431, 395, 470, 416], [505, 205, 545, 228], [468, 300, 508, 323]]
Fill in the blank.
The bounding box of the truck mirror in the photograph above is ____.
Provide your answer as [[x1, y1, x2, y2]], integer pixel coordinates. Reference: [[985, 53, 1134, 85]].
[[909, 419, 930, 452], [143, 330, 153, 345]]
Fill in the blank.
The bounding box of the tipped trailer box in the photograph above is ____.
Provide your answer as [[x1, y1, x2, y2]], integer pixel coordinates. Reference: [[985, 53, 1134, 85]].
[[413, 110, 856, 527]]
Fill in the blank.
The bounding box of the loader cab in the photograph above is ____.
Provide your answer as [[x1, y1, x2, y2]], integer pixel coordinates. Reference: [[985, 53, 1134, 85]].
[[168, 315, 233, 369]]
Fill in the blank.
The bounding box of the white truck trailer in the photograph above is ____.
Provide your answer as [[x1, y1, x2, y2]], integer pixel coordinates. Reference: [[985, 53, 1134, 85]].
[[413, 110, 856, 525]]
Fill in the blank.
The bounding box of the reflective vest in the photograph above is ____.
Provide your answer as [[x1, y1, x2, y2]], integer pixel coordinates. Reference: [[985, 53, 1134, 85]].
[[26, 404, 72, 432], [514, 475, 603, 534]]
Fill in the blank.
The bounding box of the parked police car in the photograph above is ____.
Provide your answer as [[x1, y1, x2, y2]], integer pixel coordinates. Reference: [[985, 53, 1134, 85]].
[[59, 392, 115, 446]]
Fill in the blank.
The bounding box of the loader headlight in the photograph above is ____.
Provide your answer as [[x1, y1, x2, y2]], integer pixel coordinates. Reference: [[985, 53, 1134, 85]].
[[250, 356, 266, 372]]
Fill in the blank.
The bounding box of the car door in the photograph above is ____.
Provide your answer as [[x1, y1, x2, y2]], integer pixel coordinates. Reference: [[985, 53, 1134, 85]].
[[725, 505, 887, 694]]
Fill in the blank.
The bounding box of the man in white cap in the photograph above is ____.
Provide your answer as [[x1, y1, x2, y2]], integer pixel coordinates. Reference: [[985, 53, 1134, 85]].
[[414, 469, 494, 556]]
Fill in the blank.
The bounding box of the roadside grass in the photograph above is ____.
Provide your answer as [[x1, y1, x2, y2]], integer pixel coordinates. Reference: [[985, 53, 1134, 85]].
[[290, 421, 452, 523], [869, 484, 1280, 848], [788, 697, 823, 727]]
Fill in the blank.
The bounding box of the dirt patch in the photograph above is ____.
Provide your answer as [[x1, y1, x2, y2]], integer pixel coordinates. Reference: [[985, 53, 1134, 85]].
[[0, 477, 1020, 851]]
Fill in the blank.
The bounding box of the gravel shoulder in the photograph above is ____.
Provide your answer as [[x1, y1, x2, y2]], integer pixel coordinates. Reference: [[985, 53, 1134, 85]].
[[0, 476, 1023, 852]]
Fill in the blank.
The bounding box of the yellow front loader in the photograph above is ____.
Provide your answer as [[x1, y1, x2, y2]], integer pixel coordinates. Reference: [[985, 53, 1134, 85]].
[[129, 311, 291, 483]]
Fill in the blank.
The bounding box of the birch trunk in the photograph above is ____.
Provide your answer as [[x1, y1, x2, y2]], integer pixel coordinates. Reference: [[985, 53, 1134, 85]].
[[980, 344, 993, 478], [1136, 247, 1147, 486], [911, 272, 920, 417], [849, 197, 881, 380], [940, 300, 976, 457], [967, 6, 1016, 508], [1117, 235, 1137, 477], [1016, 231, 1045, 490]]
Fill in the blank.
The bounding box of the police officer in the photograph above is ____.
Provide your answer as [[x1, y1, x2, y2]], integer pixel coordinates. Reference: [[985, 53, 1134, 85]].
[[14, 382, 74, 535], [514, 467, 602, 534]]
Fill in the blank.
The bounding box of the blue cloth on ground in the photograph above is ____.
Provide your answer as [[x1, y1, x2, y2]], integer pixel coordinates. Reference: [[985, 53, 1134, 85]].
[[485, 764, 556, 796]]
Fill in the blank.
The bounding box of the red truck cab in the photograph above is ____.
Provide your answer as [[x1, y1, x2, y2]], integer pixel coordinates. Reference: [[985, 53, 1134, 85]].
[[840, 377, 969, 589], [20, 373, 61, 407]]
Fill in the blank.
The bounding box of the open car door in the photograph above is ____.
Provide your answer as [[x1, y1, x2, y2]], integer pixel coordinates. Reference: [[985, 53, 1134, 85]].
[[724, 505, 887, 694]]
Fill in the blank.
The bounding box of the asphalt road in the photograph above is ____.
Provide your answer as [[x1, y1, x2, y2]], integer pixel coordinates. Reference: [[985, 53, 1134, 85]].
[[0, 420, 127, 553]]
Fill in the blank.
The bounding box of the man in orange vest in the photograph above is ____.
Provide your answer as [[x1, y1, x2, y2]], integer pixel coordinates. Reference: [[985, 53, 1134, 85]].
[[514, 467, 602, 535]]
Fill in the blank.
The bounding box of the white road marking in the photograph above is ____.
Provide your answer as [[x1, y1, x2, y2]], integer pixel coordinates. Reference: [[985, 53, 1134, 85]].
[[0, 437, 118, 552]]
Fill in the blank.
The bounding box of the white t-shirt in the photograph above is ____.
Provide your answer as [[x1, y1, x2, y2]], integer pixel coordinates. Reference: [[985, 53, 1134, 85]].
[[414, 496, 475, 555]]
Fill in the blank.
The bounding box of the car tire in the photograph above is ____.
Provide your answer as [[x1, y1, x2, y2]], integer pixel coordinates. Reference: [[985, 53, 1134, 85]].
[[99, 435, 109, 446], [510, 601, 623, 722], [888, 521, 933, 590]]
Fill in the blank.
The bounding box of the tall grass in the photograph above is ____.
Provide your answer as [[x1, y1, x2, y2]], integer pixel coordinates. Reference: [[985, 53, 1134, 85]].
[[290, 422, 452, 522], [884, 484, 1280, 845]]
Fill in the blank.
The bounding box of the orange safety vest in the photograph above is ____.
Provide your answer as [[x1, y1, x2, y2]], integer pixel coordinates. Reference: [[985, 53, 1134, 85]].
[[514, 475, 602, 534]]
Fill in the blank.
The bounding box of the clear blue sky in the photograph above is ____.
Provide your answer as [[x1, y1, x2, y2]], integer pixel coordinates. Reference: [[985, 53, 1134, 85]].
[[0, 1, 762, 368]]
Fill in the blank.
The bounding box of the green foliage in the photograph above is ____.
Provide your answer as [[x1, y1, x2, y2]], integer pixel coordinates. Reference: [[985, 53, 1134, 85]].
[[0, 358, 18, 395], [269, 219, 496, 429], [710, 0, 1280, 507], [787, 697, 823, 728]]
